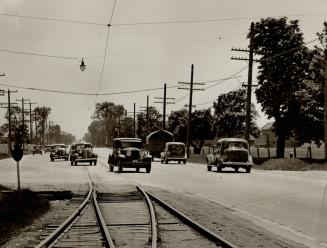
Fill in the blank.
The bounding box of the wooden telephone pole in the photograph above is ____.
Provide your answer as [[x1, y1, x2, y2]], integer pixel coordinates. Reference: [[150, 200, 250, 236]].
[[154, 84, 175, 130], [178, 65, 205, 158], [231, 22, 258, 142]]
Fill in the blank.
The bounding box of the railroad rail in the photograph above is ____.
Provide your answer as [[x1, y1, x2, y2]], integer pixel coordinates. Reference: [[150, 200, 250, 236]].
[[113, 170, 238, 248], [35, 167, 114, 248]]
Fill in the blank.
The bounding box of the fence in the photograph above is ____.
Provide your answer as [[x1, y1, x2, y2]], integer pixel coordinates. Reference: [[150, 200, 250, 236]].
[[199, 145, 324, 160]]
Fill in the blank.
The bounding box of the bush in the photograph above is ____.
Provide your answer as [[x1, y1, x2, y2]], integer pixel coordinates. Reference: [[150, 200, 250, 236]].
[[0, 188, 50, 245]]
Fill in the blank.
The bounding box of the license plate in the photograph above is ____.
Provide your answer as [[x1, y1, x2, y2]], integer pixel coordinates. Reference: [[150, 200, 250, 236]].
[[132, 159, 138, 163]]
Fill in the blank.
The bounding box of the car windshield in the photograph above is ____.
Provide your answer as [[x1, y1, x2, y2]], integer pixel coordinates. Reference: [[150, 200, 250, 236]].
[[119, 141, 143, 149], [53, 145, 65, 150]]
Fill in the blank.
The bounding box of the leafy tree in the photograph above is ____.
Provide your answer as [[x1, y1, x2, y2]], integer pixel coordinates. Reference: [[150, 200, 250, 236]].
[[252, 17, 312, 157], [213, 89, 259, 139], [190, 109, 215, 153], [167, 109, 188, 142], [136, 106, 162, 141], [167, 108, 214, 154], [34, 106, 51, 145]]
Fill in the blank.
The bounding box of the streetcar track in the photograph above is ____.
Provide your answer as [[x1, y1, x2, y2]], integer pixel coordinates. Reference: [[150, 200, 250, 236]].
[[35, 159, 237, 248]]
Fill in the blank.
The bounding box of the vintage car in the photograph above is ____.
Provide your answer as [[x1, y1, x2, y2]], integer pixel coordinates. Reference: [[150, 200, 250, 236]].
[[160, 142, 187, 164], [70, 143, 98, 165], [33, 145, 43, 155], [206, 138, 253, 173], [44, 145, 52, 153], [50, 144, 69, 161], [108, 138, 152, 173]]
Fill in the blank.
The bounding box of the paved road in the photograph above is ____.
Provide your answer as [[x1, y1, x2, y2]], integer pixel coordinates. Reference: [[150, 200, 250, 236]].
[[95, 148, 327, 248], [1, 148, 327, 248]]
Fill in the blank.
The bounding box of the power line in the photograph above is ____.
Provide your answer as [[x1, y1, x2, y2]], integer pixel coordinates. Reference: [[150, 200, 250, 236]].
[[0, 11, 326, 27], [95, 0, 117, 102], [0, 48, 80, 60], [0, 13, 106, 26]]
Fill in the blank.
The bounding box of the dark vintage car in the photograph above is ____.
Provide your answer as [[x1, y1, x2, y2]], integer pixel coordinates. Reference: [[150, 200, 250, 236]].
[[44, 145, 52, 153], [70, 143, 98, 165], [50, 144, 69, 161], [108, 138, 152, 173], [206, 138, 253, 173], [33, 145, 43, 155], [160, 142, 187, 164]]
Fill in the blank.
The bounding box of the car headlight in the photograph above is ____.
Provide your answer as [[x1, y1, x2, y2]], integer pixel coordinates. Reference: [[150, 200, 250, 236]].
[[126, 150, 131, 156]]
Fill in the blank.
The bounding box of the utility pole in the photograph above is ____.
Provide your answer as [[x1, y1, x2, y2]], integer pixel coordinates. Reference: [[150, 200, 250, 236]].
[[178, 65, 205, 158], [154, 84, 175, 129], [1, 90, 17, 152], [231, 22, 258, 142], [34, 110, 38, 144], [28, 102, 36, 143], [139, 96, 151, 135], [16, 98, 30, 149], [134, 103, 136, 138]]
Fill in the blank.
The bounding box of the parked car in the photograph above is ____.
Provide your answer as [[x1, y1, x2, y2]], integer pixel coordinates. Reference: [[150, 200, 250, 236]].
[[146, 130, 173, 160], [44, 145, 52, 153], [108, 138, 152, 173], [33, 145, 43, 155], [160, 142, 187, 164], [70, 143, 98, 165], [206, 138, 253, 173], [50, 144, 69, 162]]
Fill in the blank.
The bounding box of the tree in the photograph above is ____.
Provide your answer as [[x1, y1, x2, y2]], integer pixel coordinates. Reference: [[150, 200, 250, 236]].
[[252, 17, 312, 157], [167, 109, 188, 142], [34, 106, 51, 145], [190, 109, 215, 153], [213, 89, 259, 139], [136, 106, 162, 141], [167, 108, 215, 154]]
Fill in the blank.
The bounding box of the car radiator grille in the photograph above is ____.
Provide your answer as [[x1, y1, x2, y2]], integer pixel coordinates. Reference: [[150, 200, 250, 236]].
[[131, 150, 139, 160]]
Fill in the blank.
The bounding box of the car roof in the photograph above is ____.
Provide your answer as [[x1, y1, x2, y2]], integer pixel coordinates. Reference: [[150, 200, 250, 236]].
[[217, 138, 248, 143], [113, 138, 142, 142]]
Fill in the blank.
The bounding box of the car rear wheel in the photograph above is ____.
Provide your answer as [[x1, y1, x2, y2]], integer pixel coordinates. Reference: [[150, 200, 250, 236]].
[[235, 167, 239, 172], [109, 164, 114, 172], [165, 158, 168, 164], [70, 161, 73, 166], [146, 165, 151, 173], [183, 160, 186, 164], [246, 167, 251, 173], [74, 161, 77, 165], [136, 167, 140, 172], [118, 161, 123, 173], [94, 160, 97, 166], [51, 158, 54, 162], [178, 160, 181, 164], [217, 166, 222, 172], [90, 161, 92, 165], [207, 166, 212, 171]]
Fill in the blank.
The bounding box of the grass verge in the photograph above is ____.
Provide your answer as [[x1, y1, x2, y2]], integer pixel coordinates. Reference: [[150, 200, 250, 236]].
[[188, 153, 327, 171], [0, 188, 50, 246]]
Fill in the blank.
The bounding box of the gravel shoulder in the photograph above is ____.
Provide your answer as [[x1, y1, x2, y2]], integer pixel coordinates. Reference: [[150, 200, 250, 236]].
[[146, 187, 310, 248]]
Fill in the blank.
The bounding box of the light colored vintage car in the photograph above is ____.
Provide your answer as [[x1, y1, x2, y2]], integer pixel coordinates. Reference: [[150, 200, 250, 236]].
[[160, 142, 187, 164], [206, 138, 253, 173]]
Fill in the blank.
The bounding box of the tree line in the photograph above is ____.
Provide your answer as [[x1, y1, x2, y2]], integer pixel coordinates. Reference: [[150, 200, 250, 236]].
[[0, 105, 75, 146], [85, 18, 327, 158]]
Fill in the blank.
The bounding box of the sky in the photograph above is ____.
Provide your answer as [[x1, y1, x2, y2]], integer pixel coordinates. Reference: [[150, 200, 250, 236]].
[[0, 0, 326, 140]]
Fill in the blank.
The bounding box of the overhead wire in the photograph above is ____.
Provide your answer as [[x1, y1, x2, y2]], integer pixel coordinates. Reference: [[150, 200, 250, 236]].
[[1, 12, 326, 26]]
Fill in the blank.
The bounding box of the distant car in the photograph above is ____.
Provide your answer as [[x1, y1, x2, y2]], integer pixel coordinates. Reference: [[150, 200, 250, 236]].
[[108, 138, 152, 173], [44, 145, 52, 153], [50, 144, 69, 162], [206, 138, 253, 173], [33, 145, 43, 155], [70, 143, 98, 165], [160, 142, 187, 164]]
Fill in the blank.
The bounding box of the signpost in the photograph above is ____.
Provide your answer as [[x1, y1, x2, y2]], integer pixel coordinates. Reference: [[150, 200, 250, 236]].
[[11, 143, 23, 190]]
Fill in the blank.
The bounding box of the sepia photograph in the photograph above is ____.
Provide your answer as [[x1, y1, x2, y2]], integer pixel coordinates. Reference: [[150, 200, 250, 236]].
[[0, 0, 327, 247]]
